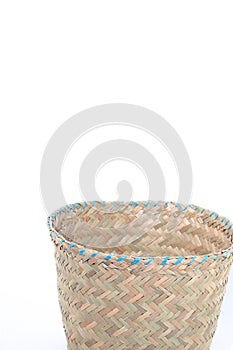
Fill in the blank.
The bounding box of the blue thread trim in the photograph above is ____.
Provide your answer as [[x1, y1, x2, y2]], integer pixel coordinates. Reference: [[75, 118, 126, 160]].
[[154, 200, 161, 207], [129, 201, 134, 206], [91, 200, 96, 207], [229, 224, 233, 230], [210, 211, 215, 217], [161, 256, 169, 266], [175, 256, 184, 265], [101, 201, 106, 206], [175, 202, 180, 207], [132, 257, 141, 265], [60, 239, 65, 243], [82, 201, 87, 209], [201, 208, 205, 214], [200, 254, 209, 264], [68, 243, 76, 249], [66, 205, 69, 212], [91, 251, 99, 257], [119, 201, 124, 206], [117, 255, 127, 262], [214, 253, 220, 261], [214, 214, 219, 220], [54, 233, 59, 238], [74, 202, 79, 209], [145, 257, 154, 265], [112, 201, 116, 207], [225, 249, 229, 257], [221, 217, 226, 223], [135, 201, 140, 207], [225, 220, 230, 226], [105, 254, 113, 261], [79, 249, 86, 255], [183, 205, 189, 212], [194, 206, 199, 211], [187, 256, 197, 266], [165, 201, 169, 205], [144, 200, 151, 207]]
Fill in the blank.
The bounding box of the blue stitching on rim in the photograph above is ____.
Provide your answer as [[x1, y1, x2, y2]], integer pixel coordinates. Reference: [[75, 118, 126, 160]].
[[214, 253, 220, 261], [144, 200, 151, 207], [132, 257, 141, 265], [105, 254, 113, 261], [73, 203, 79, 212], [91, 251, 99, 257], [145, 257, 154, 265], [68, 243, 76, 249], [154, 200, 161, 207], [174, 256, 184, 265], [79, 248, 86, 255], [200, 254, 209, 264], [183, 205, 189, 212], [91, 200, 96, 207], [187, 256, 196, 266], [117, 255, 127, 262], [225, 249, 229, 257], [161, 256, 169, 266]]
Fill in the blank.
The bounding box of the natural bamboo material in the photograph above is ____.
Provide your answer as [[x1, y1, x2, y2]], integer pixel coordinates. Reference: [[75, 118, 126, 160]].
[[48, 201, 233, 350]]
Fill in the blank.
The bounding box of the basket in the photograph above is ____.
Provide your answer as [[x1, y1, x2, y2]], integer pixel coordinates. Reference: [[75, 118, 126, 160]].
[[48, 201, 233, 350]]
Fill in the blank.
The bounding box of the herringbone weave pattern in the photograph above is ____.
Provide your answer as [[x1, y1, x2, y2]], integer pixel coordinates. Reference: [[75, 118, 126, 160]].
[[48, 201, 233, 350]]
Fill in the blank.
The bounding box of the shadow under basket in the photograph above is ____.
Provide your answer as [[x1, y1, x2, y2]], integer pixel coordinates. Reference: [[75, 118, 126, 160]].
[[48, 201, 233, 350]]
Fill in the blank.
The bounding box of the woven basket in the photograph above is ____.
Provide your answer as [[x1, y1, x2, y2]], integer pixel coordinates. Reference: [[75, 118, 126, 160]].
[[48, 201, 233, 350]]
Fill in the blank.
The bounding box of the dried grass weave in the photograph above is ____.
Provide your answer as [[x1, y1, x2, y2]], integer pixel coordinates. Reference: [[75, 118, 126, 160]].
[[48, 201, 233, 350]]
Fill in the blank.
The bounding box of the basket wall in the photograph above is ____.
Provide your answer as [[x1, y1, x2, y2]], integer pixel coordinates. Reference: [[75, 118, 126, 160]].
[[49, 201, 233, 350]]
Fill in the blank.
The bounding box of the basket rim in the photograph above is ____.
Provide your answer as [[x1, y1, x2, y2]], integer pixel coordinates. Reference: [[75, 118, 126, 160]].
[[48, 200, 233, 268]]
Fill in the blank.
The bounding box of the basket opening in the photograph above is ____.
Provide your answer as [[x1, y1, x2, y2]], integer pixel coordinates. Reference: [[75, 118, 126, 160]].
[[54, 201, 232, 258]]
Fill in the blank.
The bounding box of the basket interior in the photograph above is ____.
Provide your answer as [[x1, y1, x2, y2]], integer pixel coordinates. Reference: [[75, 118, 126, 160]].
[[54, 201, 232, 257]]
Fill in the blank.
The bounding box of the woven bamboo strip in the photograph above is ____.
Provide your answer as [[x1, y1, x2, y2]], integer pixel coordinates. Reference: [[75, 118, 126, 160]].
[[49, 201, 233, 349]]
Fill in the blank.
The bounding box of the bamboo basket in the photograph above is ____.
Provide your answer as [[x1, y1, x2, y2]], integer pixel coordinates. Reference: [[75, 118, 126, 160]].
[[48, 201, 233, 350]]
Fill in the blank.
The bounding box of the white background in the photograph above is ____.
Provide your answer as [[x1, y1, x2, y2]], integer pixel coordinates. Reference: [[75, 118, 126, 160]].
[[0, 1, 233, 349]]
